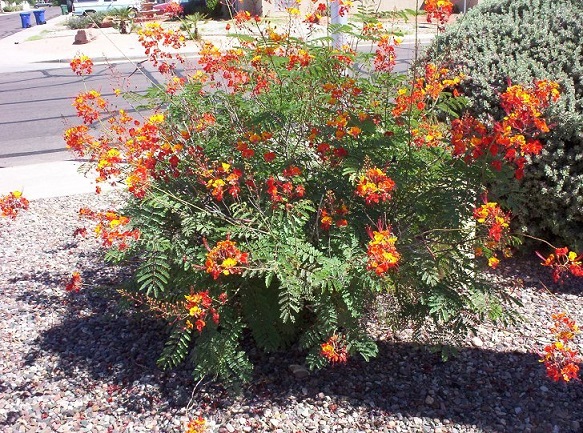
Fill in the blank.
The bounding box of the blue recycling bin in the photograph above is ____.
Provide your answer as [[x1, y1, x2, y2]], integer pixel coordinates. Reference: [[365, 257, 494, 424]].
[[33, 9, 46, 25], [19, 12, 32, 28]]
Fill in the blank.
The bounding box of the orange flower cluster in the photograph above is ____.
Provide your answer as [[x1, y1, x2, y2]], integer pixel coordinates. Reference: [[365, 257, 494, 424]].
[[70, 54, 93, 76], [362, 21, 384, 36], [472, 200, 511, 269], [265, 166, 305, 204], [537, 247, 583, 283], [205, 238, 249, 280], [304, 2, 326, 24], [0, 191, 29, 219], [199, 43, 249, 91], [307, 125, 349, 165], [320, 334, 348, 364], [330, 45, 356, 68], [73, 90, 107, 125], [77, 208, 140, 250], [326, 111, 361, 140], [499, 81, 560, 130], [412, 121, 444, 148], [233, 10, 261, 26], [202, 162, 242, 201], [185, 416, 207, 433], [336, 0, 352, 17], [65, 271, 83, 292], [236, 130, 273, 159], [66, 89, 176, 197], [122, 113, 172, 196], [373, 35, 398, 72], [366, 226, 401, 275], [287, 48, 314, 70], [473, 201, 510, 243], [189, 112, 216, 135], [393, 63, 464, 117], [166, 76, 186, 95], [424, 0, 453, 28], [540, 312, 581, 382], [184, 291, 222, 332], [355, 167, 396, 205], [319, 193, 348, 230], [137, 23, 185, 74], [312, 141, 348, 164], [450, 114, 489, 160], [64, 124, 95, 156], [322, 81, 362, 107], [451, 80, 560, 179], [248, 48, 280, 96], [162, 1, 183, 17]]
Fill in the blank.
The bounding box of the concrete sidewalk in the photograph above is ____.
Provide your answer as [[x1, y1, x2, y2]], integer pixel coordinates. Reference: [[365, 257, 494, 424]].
[[0, 161, 118, 200], [0, 12, 437, 201], [0, 11, 437, 73], [0, 14, 205, 73]]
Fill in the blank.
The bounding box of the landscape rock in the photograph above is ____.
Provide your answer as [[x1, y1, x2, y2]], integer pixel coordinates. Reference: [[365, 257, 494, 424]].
[[74, 29, 97, 45]]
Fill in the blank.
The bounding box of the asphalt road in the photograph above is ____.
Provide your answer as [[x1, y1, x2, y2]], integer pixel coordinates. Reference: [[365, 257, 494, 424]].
[[0, 6, 62, 39], [0, 62, 162, 167], [0, 28, 425, 167]]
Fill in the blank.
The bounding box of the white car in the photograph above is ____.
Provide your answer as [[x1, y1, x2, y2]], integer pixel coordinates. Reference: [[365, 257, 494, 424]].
[[72, 0, 142, 15]]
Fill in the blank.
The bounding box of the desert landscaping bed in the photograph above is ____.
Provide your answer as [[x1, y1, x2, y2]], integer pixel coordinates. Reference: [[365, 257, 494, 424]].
[[0, 191, 582, 433]]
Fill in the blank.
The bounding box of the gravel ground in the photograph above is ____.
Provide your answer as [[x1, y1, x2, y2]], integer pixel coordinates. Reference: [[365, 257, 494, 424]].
[[0, 192, 582, 433]]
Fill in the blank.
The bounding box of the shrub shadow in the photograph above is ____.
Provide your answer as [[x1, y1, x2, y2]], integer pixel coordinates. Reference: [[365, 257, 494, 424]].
[[26, 282, 583, 432]]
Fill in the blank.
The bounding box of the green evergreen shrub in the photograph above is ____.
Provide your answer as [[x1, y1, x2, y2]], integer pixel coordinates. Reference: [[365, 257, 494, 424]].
[[426, 0, 583, 250]]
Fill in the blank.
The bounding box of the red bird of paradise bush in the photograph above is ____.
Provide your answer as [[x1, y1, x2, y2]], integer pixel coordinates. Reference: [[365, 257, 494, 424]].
[[62, 5, 581, 387]]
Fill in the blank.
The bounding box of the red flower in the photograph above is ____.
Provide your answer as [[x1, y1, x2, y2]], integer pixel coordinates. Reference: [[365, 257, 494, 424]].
[[70, 55, 93, 76], [78, 208, 140, 250], [0, 191, 29, 219], [185, 416, 206, 433], [72, 90, 107, 125], [283, 165, 302, 177], [538, 248, 583, 283], [424, 0, 453, 28], [320, 334, 348, 364], [366, 226, 401, 275], [540, 312, 581, 383], [373, 35, 398, 72], [355, 167, 396, 205], [263, 151, 276, 162], [65, 272, 83, 292], [184, 290, 223, 332], [204, 237, 249, 280], [473, 201, 510, 243], [555, 247, 569, 257]]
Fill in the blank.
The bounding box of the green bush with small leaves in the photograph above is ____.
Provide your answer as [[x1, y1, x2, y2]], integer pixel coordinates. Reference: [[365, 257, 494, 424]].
[[426, 0, 583, 250], [66, 11, 109, 29]]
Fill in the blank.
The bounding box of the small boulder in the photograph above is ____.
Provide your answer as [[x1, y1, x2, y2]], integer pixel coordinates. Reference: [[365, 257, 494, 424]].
[[100, 17, 114, 28], [74, 29, 97, 45], [288, 364, 310, 379]]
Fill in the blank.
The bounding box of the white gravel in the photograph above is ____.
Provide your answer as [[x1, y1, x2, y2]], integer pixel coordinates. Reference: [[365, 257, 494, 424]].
[[0, 192, 582, 433]]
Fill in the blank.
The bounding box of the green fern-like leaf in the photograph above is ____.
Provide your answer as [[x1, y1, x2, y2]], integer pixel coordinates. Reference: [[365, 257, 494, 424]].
[[190, 312, 252, 385], [241, 282, 298, 352], [135, 252, 171, 297], [158, 325, 192, 370]]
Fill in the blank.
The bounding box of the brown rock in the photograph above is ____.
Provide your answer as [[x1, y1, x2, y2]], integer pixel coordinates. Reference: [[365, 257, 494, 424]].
[[74, 29, 97, 45]]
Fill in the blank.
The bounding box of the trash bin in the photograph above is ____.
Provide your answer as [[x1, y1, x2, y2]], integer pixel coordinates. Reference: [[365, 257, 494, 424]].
[[19, 12, 32, 28], [60, 4, 69, 14], [33, 9, 46, 25]]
